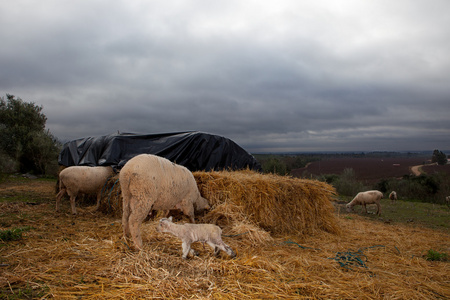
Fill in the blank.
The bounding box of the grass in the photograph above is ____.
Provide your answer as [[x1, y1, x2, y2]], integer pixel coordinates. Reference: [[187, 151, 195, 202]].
[[0, 226, 32, 242], [338, 197, 450, 232]]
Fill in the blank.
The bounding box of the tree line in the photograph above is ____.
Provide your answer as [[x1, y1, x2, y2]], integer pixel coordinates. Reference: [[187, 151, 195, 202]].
[[0, 94, 61, 176]]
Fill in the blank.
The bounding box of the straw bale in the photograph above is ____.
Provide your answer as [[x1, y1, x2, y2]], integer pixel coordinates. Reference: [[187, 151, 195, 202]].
[[99, 170, 340, 237]]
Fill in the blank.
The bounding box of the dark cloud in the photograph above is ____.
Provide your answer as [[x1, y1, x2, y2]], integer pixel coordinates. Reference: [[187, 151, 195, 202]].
[[1, 0, 450, 153]]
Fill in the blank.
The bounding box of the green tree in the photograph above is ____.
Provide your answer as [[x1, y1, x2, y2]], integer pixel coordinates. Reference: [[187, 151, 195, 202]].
[[262, 157, 288, 175], [0, 94, 60, 174], [431, 149, 448, 165]]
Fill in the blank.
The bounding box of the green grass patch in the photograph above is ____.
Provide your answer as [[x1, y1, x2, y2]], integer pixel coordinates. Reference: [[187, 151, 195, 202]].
[[340, 197, 450, 232], [425, 249, 448, 261], [0, 226, 33, 242]]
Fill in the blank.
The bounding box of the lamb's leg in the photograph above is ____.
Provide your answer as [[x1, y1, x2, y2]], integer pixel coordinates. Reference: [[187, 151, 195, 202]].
[[182, 241, 192, 259], [362, 204, 367, 214], [208, 241, 236, 258]]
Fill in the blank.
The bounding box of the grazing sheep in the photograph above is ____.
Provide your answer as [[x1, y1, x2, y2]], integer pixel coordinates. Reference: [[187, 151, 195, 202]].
[[389, 191, 398, 203], [56, 166, 114, 214], [346, 190, 383, 215], [157, 216, 236, 259], [446, 196, 450, 206], [120, 154, 210, 250]]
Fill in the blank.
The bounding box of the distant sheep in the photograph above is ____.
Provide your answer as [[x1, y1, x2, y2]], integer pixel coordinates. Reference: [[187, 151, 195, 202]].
[[389, 191, 398, 203], [56, 166, 114, 214], [157, 216, 236, 259], [346, 190, 383, 215], [120, 154, 210, 250], [446, 196, 450, 206]]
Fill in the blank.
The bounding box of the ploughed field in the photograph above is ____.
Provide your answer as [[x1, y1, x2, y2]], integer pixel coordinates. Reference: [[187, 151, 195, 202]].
[[292, 157, 431, 182], [0, 176, 449, 299]]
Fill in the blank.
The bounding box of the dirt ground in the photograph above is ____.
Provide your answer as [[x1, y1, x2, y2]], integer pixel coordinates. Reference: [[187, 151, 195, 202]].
[[1, 177, 449, 299]]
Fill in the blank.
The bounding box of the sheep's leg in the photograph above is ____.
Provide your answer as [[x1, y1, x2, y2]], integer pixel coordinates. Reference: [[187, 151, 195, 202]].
[[181, 241, 192, 259], [55, 189, 66, 212], [95, 191, 102, 211], [128, 209, 148, 250], [362, 204, 367, 214], [122, 197, 131, 239], [69, 194, 77, 215], [376, 202, 381, 215], [181, 202, 195, 223]]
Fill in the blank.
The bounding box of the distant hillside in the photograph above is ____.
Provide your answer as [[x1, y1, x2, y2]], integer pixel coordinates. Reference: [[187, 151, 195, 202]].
[[291, 156, 429, 183]]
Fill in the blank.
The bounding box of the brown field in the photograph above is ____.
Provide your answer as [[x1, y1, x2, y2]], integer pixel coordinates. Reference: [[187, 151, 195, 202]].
[[1, 177, 449, 299], [292, 157, 430, 182], [421, 163, 450, 176]]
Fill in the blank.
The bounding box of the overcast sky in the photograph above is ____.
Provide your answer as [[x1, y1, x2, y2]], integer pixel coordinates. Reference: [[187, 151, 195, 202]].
[[1, 0, 449, 153]]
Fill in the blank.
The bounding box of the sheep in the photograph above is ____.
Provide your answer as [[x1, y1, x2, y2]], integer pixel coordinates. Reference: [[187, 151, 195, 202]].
[[56, 166, 114, 214], [446, 196, 450, 206], [346, 190, 383, 215], [120, 154, 210, 250], [389, 191, 398, 203], [157, 216, 236, 259]]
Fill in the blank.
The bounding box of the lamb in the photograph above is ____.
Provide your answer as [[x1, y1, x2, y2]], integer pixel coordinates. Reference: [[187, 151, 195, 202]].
[[120, 154, 210, 250], [389, 191, 398, 203], [346, 190, 383, 215], [56, 166, 114, 214], [157, 216, 236, 259]]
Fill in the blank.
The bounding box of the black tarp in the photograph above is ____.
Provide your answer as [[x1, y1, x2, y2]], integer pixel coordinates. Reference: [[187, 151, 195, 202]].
[[58, 131, 261, 172]]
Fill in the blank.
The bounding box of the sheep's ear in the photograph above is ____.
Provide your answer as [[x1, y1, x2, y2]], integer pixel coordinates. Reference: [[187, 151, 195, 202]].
[[168, 216, 173, 222]]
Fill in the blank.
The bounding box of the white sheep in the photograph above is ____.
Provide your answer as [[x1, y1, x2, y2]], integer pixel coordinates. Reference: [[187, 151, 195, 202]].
[[389, 191, 398, 203], [446, 196, 450, 206], [157, 216, 236, 259], [120, 154, 210, 250], [346, 190, 383, 215], [56, 166, 114, 214]]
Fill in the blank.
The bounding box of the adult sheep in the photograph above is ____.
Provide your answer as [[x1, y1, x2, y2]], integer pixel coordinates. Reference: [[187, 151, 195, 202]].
[[120, 154, 210, 250], [346, 190, 383, 215], [56, 166, 114, 214], [389, 191, 398, 203]]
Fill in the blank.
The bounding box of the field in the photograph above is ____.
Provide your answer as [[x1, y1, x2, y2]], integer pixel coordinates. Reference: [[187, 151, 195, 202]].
[[1, 176, 449, 299], [291, 157, 431, 182]]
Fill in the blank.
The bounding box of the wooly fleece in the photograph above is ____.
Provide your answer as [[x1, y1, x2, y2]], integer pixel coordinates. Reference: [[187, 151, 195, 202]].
[[56, 166, 114, 214], [157, 216, 236, 259], [346, 190, 383, 215], [120, 154, 210, 250]]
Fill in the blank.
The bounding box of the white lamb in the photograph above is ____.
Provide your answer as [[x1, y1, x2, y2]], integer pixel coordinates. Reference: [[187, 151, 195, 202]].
[[389, 191, 397, 203], [157, 216, 236, 259], [56, 166, 114, 214], [120, 154, 210, 250], [346, 190, 383, 215]]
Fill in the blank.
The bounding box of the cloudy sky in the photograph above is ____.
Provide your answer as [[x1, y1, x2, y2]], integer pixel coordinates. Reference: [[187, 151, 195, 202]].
[[1, 0, 449, 153]]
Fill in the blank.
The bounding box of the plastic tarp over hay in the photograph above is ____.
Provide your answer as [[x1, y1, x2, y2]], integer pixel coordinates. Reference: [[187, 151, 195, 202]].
[[58, 131, 261, 171], [99, 170, 340, 237]]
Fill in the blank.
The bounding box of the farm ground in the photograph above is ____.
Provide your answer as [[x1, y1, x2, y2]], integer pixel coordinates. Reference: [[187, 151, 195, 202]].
[[0, 177, 449, 299], [291, 156, 433, 182]]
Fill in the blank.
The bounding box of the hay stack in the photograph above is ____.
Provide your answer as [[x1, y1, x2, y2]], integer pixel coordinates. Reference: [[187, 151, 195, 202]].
[[99, 170, 340, 237]]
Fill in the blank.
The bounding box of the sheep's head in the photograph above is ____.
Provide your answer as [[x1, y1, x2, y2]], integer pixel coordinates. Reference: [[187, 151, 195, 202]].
[[194, 196, 210, 214], [157, 216, 173, 233], [345, 203, 353, 212]]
